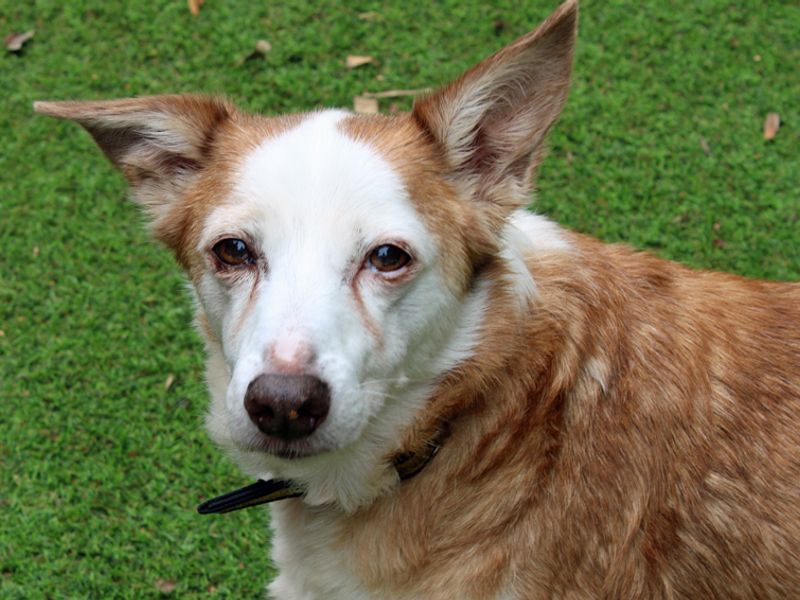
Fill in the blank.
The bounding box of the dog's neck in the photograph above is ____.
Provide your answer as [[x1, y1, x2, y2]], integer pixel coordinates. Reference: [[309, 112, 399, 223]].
[[198, 425, 450, 514]]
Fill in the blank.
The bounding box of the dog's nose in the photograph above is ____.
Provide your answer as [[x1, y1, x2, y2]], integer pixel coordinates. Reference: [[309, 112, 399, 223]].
[[244, 374, 330, 440]]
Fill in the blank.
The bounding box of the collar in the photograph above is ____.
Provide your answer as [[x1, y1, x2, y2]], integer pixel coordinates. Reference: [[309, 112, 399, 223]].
[[197, 426, 448, 514]]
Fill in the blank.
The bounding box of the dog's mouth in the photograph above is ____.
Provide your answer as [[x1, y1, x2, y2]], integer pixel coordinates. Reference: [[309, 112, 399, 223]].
[[240, 431, 325, 460]]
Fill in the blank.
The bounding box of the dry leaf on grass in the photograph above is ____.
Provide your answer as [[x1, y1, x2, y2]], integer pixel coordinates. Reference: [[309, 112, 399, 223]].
[[698, 136, 711, 155], [358, 11, 381, 21], [238, 39, 272, 65], [353, 96, 379, 114], [361, 88, 430, 99], [5, 30, 34, 52], [164, 373, 175, 391], [188, 0, 204, 16], [347, 55, 374, 69], [763, 112, 780, 140], [155, 579, 177, 594]]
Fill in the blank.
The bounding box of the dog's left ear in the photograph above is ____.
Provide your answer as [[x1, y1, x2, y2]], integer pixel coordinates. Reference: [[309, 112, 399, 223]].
[[413, 0, 577, 215], [33, 95, 235, 215]]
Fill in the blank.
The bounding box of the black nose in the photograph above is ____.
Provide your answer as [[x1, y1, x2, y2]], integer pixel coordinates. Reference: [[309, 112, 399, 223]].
[[244, 374, 330, 440]]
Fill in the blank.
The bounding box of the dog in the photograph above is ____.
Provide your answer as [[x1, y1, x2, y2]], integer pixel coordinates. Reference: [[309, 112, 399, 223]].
[[35, 0, 800, 597]]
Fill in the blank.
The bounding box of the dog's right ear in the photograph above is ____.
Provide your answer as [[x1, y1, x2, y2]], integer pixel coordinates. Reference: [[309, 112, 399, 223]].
[[34, 95, 235, 212]]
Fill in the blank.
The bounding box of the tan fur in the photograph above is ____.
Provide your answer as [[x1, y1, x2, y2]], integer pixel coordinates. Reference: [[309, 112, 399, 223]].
[[328, 234, 800, 598], [35, 0, 800, 597]]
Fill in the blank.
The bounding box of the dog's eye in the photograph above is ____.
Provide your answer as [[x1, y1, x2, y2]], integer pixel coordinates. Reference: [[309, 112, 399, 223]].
[[213, 238, 254, 267], [368, 244, 411, 273]]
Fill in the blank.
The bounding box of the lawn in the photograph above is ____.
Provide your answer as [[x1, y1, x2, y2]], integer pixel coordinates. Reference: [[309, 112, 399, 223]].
[[1, 0, 798, 597]]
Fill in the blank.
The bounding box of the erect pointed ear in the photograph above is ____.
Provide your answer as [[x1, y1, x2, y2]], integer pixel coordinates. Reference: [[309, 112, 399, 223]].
[[34, 95, 235, 211], [412, 0, 577, 215]]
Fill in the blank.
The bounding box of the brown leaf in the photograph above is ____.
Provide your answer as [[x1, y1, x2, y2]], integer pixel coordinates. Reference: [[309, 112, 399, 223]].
[[5, 30, 34, 52], [155, 579, 177, 594], [712, 238, 727, 249], [361, 88, 430, 99], [187, 0, 204, 16], [763, 112, 780, 140], [164, 373, 175, 391], [353, 96, 379, 114], [237, 39, 272, 65], [346, 55, 374, 69]]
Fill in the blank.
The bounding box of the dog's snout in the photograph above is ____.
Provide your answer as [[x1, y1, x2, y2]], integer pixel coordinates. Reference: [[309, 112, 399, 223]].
[[244, 374, 330, 440]]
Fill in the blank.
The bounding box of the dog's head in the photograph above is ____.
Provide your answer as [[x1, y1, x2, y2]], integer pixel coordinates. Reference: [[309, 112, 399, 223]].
[[35, 0, 576, 509]]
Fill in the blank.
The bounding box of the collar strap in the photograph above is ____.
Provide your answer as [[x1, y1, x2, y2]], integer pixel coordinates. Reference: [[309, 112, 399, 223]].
[[197, 426, 448, 515]]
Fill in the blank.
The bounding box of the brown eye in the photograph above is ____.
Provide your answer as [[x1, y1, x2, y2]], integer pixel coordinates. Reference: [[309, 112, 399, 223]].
[[368, 244, 411, 273], [213, 238, 254, 267]]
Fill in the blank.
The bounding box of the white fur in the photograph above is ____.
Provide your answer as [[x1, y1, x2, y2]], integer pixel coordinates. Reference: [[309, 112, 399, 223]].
[[501, 210, 572, 309]]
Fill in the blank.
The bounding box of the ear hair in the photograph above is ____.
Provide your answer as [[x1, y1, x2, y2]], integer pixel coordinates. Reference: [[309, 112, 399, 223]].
[[412, 0, 577, 217], [34, 95, 235, 212]]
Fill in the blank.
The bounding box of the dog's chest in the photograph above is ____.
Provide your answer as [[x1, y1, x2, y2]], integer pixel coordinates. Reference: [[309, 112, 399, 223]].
[[265, 500, 519, 600], [266, 502, 376, 600]]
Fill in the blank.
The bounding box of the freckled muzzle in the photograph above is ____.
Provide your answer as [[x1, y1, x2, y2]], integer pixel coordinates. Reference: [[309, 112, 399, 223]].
[[244, 373, 331, 440]]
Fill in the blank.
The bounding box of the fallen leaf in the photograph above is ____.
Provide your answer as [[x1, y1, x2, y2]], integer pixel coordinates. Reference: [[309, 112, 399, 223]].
[[353, 96, 379, 114], [347, 55, 374, 69], [763, 112, 780, 140], [5, 30, 34, 52], [164, 373, 175, 391], [237, 39, 272, 65], [361, 88, 430, 99], [358, 11, 381, 22], [672, 212, 689, 224], [0, 330, 5, 337], [155, 579, 177, 593], [712, 238, 727, 249], [32, 245, 40, 258], [187, 0, 204, 16], [698, 136, 711, 155]]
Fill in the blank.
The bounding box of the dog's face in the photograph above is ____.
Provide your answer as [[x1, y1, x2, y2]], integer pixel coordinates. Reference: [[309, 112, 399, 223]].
[[35, 0, 577, 508], [196, 110, 467, 461]]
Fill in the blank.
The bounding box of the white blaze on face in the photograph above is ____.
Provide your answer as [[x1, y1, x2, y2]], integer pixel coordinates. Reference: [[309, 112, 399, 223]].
[[196, 110, 457, 464]]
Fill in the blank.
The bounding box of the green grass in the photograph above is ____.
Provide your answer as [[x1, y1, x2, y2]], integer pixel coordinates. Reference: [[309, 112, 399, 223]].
[[1, 0, 798, 597]]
